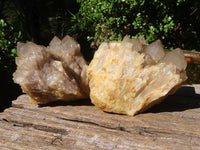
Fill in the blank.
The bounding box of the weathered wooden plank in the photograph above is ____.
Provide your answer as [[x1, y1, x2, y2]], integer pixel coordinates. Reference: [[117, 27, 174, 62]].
[[0, 85, 200, 150]]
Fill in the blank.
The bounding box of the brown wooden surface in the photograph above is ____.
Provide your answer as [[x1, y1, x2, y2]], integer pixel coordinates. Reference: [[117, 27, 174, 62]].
[[183, 50, 200, 64], [0, 85, 200, 150]]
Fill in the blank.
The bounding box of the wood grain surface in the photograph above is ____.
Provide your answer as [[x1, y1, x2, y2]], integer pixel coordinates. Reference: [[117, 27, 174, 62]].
[[0, 85, 200, 150]]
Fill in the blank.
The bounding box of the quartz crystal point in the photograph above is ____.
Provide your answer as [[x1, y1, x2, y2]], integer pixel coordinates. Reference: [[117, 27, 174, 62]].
[[87, 36, 187, 116], [13, 35, 89, 104]]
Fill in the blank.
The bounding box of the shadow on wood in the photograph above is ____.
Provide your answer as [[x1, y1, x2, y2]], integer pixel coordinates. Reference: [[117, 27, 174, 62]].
[[146, 86, 200, 113], [39, 98, 93, 107]]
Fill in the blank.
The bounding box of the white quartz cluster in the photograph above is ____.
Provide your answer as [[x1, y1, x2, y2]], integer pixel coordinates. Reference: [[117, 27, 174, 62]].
[[13, 35, 89, 104]]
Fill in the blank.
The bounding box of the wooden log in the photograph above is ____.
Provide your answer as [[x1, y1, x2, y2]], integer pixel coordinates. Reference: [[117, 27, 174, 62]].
[[0, 85, 200, 149], [183, 50, 200, 64]]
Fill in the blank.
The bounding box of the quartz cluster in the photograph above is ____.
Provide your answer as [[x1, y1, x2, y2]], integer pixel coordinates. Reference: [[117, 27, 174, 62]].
[[13, 35, 89, 104], [13, 35, 187, 116], [87, 36, 187, 116]]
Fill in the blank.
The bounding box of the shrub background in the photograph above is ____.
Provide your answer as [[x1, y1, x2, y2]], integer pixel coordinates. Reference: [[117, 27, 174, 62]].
[[72, 0, 200, 51]]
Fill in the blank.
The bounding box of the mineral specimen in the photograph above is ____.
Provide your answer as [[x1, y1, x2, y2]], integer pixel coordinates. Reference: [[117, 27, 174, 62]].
[[13, 35, 89, 104], [87, 35, 187, 116]]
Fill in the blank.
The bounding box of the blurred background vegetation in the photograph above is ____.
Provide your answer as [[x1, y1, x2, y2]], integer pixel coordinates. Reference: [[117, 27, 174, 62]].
[[0, 0, 200, 111]]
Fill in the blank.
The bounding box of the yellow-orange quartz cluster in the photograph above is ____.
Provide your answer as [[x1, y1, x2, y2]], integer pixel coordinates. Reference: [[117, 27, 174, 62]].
[[87, 36, 187, 116]]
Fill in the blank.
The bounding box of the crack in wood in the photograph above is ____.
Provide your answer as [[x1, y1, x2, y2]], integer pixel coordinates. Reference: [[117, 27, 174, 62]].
[[33, 124, 69, 135], [56, 116, 127, 132], [1, 119, 69, 135], [51, 135, 63, 145]]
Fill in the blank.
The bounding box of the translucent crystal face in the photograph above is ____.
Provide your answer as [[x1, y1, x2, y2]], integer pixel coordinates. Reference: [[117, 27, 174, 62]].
[[87, 36, 187, 116], [161, 48, 187, 71], [13, 35, 89, 104], [145, 40, 165, 63]]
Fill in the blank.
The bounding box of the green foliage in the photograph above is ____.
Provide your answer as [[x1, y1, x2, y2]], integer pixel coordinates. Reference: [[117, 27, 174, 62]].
[[72, 0, 200, 51], [0, 19, 22, 72], [72, 0, 200, 83], [1, 0, 79, 45]]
